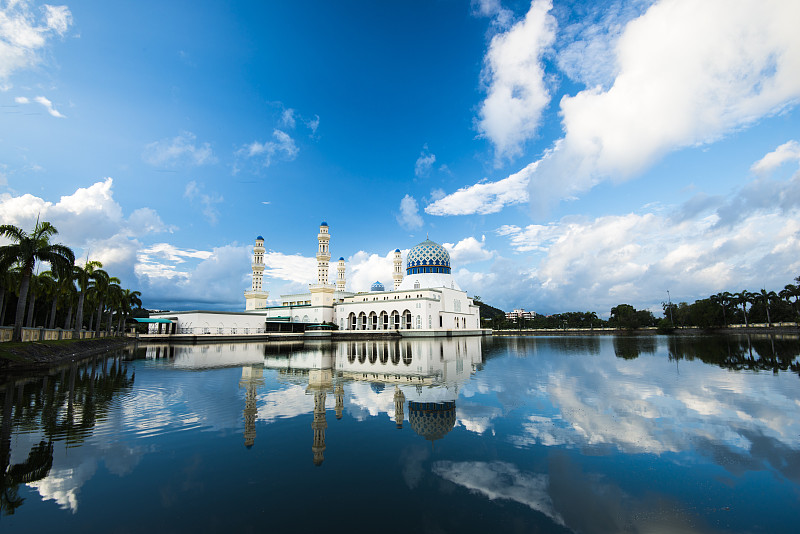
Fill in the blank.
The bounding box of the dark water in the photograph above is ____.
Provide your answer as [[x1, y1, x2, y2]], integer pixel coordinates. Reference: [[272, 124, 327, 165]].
[[2, 335, 800, 533]]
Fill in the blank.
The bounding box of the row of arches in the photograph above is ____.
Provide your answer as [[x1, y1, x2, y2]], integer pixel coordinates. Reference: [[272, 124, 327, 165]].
[[344, 341, 414, 365], [343, 310, 413, 330]]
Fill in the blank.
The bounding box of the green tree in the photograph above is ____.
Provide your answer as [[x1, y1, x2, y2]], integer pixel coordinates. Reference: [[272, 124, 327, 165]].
[[710, 291, 733, 326], [758, 288, 778, 325], [610, 304, 637, 329], [117, 288, 142, 333], [72, 260, 102, 336], [89, 269, 120, 336], [38, 271, 59, 329], [780, 283, 800, 320], [733, 290, 754, 327], [0, 222, 75, 341]]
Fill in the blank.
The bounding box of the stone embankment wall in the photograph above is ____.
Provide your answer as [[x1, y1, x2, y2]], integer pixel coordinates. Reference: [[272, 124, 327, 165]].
[[0, 326, 117, 343]]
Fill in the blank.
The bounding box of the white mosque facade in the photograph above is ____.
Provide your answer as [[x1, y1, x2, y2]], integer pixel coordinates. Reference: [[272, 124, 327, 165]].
[[149, 222, 484, 336]]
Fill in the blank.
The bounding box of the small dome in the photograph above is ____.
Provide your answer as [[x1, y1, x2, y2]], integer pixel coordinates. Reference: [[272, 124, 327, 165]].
[[409, 401, 456, 442], [338, 257, 345, 261], [395, 248, 401, 253], [320, 221, 328, 227], [256, 235, 264, 241], [406, 238, 451, 274], [370, 281, 385, 292]]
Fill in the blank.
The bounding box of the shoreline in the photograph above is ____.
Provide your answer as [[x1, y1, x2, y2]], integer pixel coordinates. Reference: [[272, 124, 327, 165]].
[[0, 337, 135, 373], [492, 325, 800, 336]]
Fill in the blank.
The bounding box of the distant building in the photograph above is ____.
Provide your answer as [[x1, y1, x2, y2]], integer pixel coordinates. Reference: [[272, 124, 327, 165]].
[[505, 308, 536, 322]]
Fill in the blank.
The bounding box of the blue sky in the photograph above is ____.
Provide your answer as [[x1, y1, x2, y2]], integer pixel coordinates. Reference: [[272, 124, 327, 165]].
[[1, 0, 799, 315]]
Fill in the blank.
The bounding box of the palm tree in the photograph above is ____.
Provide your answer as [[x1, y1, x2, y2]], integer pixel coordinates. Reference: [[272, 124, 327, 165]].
[[56, 266, 76, 330], [105, 283, 122, 335], [759, 288, 778, 326], [0, 222, 75, 341], [733, 290, 754, 327], [25, 272, 42, 328], [61, 281, 77, 331], [72, 260, 102, 337], [89, 269, 120, 337], [0, 269, 17, 327], [117, 288, 142, 333], [38, 271, 59, 329], [780, 283, 800, 321], [710, 292, 733, 327]]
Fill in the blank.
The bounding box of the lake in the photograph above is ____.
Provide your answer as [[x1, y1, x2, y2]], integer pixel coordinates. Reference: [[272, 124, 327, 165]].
[[2, 334, 799, 533]]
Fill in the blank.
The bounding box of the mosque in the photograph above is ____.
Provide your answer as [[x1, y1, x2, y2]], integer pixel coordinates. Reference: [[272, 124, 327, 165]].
[[148, 222, 483, 336]]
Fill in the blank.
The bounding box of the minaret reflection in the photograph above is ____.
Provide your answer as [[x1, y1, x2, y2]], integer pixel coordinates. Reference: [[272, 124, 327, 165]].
[[335, 384, 344, 420], [393, 386, 405, 429], [239, 365, 264, 448], [307, 368, 333, 466]]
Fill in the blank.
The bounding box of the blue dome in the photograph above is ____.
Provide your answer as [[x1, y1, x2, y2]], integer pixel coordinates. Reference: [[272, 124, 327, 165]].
[[338, 257, 345, 261], [370, 280, 385, 292], [320, 221, 328, 227], [406, 238, 451, 275], [395, 248, 401, 253], [256, 235, 264, 240]]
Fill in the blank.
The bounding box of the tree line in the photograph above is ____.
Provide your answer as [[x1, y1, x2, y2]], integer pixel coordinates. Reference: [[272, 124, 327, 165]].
[[477, 275, 800, 330], [0, 220, 142, 342], [660, 279, 800, 329]]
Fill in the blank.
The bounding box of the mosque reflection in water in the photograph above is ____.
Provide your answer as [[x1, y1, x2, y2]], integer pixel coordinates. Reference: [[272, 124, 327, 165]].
[[147, 337, 484, 466]]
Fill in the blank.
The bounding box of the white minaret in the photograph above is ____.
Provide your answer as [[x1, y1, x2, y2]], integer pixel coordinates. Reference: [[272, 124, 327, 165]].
[[310, 222, 336, 319], [244, 235, 269, 310], [336, 257, 346, 292], [317, 222, 331, 285], [393, 248, 403, 290], [252, 236, 265, 291]]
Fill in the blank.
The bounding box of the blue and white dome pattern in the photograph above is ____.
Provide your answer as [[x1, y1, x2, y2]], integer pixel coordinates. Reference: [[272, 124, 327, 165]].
[[370, 281, 385, 292], [406, 238, 451, 275]]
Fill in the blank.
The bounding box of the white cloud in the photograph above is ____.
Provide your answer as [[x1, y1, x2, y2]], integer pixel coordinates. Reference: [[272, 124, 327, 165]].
[[0, 0, 73, 86], [0, 180, 262, 311], [554, 0, 652, 89], [346, 249, 402, 292], [134, 243, 252, 309], [444, 235, 494, 265], [529, 0, 800, 210], [414, 146, 436, 177], [447, 0, 800, 216], [0, 179, 179, 305], [139, 243, 213, 264], [143, 131, 216, 167], [477, 0, 556, 162], [33, 94, 64, 117], [280, 108, 296, 129], [432, 461, 564, 525], [397, 194, 424, 229], [238, 129, 299, 167], [304, 114, 320, 135], [471, 0, 514, 30], [492, 171, 800, 312], [13, 94, 65, 117], [183, 180, 223, 224], [751, 140, 800, 174], [425, 161, 532, 216], [262, 251, 317, 285]]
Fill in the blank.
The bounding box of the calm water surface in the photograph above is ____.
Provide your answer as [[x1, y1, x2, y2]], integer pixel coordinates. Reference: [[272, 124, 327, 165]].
[[2, 335, 800, 533]]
